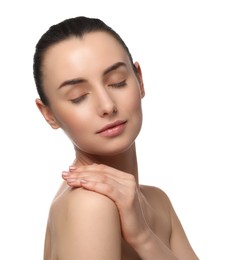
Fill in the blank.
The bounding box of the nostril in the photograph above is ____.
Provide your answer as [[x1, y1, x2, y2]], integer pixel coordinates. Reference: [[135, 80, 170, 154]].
[[100, 104, 118, 117], [95, 90, 117, 116], [113, 106, 118, 113]]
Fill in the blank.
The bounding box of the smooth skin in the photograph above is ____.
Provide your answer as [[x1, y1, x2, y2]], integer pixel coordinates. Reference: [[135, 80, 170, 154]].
[[36, 32, 199, 259]]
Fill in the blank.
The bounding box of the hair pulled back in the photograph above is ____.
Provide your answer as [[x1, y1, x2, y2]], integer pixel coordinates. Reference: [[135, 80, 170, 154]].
[[33, 16, 135, 105]]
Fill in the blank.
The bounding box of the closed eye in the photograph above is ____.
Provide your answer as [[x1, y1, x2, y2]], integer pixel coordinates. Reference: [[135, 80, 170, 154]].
[[108, 80, 127, 88], [70, 94, 88, 104]]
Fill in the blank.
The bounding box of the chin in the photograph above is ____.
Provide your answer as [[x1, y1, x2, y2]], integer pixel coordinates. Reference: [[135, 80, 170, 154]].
[[74, 124, 142, 157], [90, 135, 138, 157]]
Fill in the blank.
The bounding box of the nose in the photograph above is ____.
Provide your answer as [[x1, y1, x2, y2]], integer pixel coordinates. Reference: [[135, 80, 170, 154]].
[[95, 89, 117, 117]]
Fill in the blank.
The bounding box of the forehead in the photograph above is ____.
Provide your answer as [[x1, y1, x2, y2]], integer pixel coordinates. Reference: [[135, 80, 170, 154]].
[[43, 31, 129, 74], [42, 32, 131, 89]]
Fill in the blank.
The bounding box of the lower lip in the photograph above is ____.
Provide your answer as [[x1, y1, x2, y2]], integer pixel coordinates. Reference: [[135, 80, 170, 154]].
[[98, 122, 127, 137]]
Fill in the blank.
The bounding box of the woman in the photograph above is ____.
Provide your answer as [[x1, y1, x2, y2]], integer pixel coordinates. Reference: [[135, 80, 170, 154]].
[[34, 16, 199, 260]]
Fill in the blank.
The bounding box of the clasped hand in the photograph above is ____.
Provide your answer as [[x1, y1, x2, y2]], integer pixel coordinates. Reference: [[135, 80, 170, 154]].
[[62, 163, 150, 248]]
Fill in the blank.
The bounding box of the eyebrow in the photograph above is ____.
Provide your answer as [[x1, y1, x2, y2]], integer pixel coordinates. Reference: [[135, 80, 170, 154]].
[[58, 78, 85, 89], [58, 61, 127, 89], [103, 61, 127, 76]]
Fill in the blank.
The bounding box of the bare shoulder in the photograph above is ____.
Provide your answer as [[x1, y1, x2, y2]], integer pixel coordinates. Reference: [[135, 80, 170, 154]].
[[48, 186, 121, 259], [139, 184, 169, 197], [52, 185, 119, 214], [139, 185, 173, 211], [51, 185, 122, 224], [50, 185, 121, 238], [139, 185, 173, 245], [140, 185, 199, 259]]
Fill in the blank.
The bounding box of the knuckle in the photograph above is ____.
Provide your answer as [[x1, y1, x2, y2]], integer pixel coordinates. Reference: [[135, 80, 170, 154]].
[[127, 174, 136, 182], [104, 185, 114, 194], [100, 174, 108, 183], [98, 163, 105, 171]]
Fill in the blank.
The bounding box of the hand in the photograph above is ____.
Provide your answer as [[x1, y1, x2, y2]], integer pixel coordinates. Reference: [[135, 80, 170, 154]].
[[62, 163, 150, 247]]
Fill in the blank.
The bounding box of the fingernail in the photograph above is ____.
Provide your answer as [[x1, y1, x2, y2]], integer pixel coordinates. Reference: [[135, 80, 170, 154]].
[[69, 166, 77, 171], [67, 178, 76, 183], [62, 171, 69, 176]]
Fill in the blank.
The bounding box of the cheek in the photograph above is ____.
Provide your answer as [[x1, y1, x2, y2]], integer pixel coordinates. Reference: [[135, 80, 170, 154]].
[[122, 87, 142, 114], [52, 103, 102, 152], [56, 110, 93, 150], [124, 87, 143, 134], [52, 104, 90, 135]]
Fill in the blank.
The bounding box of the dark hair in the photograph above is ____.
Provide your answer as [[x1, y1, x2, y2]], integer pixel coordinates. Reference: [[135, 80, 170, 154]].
[[33, 16, 135, 106]]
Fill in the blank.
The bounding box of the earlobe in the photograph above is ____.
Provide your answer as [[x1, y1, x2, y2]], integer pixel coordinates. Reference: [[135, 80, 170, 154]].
[[35, 99, 60, 129], [134, 62, 145, 98]]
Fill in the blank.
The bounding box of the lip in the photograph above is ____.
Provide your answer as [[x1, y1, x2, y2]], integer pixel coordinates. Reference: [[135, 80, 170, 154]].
[[96, 120, 127, 137]]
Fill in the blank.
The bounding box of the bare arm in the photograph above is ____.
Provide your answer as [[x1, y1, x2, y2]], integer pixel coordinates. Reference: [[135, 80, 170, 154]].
[[169, 200, 199, 260], [141, 186, 199, 260], [63, 164, 191, 259], [52, 188, 122, 260]]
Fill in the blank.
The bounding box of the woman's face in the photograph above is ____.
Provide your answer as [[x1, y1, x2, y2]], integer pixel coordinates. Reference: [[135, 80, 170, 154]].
[[38, 31, 145, 156]]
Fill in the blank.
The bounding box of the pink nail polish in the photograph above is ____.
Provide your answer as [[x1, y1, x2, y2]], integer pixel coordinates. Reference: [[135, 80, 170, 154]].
[[80, 179, 88, 184], [69, 166, 77, 171], [67, 178, 76, 183]]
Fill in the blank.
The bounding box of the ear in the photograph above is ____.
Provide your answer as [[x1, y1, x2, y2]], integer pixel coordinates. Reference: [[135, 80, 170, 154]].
[[35, 99, 60, 129], [134, 62, 145, 98]]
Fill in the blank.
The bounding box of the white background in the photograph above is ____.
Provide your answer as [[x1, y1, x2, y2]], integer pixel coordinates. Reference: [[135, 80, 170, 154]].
[[0, 0, 226, 259]]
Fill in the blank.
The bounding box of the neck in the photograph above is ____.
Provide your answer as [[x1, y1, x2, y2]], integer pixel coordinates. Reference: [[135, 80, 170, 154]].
[[74, 143, 139, 184]]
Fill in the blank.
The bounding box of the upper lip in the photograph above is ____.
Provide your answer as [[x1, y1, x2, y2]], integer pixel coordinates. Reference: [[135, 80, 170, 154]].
[[96, 120, 127, 134]]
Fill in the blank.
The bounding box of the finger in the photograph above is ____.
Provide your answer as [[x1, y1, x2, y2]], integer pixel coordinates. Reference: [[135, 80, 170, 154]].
[[66, 173, 120, 188], [69, 164, 135, 181], [72, 175, 137, 206], [64, 167, 121, 183], [79, 179, 120, 202], [66, 171, 134, 191]]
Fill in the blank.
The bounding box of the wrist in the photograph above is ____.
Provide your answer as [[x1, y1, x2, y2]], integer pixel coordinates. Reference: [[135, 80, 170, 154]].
[[131, 229, 154, 257], [131, 229, 178, 260]]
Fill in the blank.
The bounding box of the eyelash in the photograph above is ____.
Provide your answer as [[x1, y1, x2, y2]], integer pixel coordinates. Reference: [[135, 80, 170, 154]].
[[70, 80, 126, 104], [70, 94, 87, 104], [109, 80, 127, 88]]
